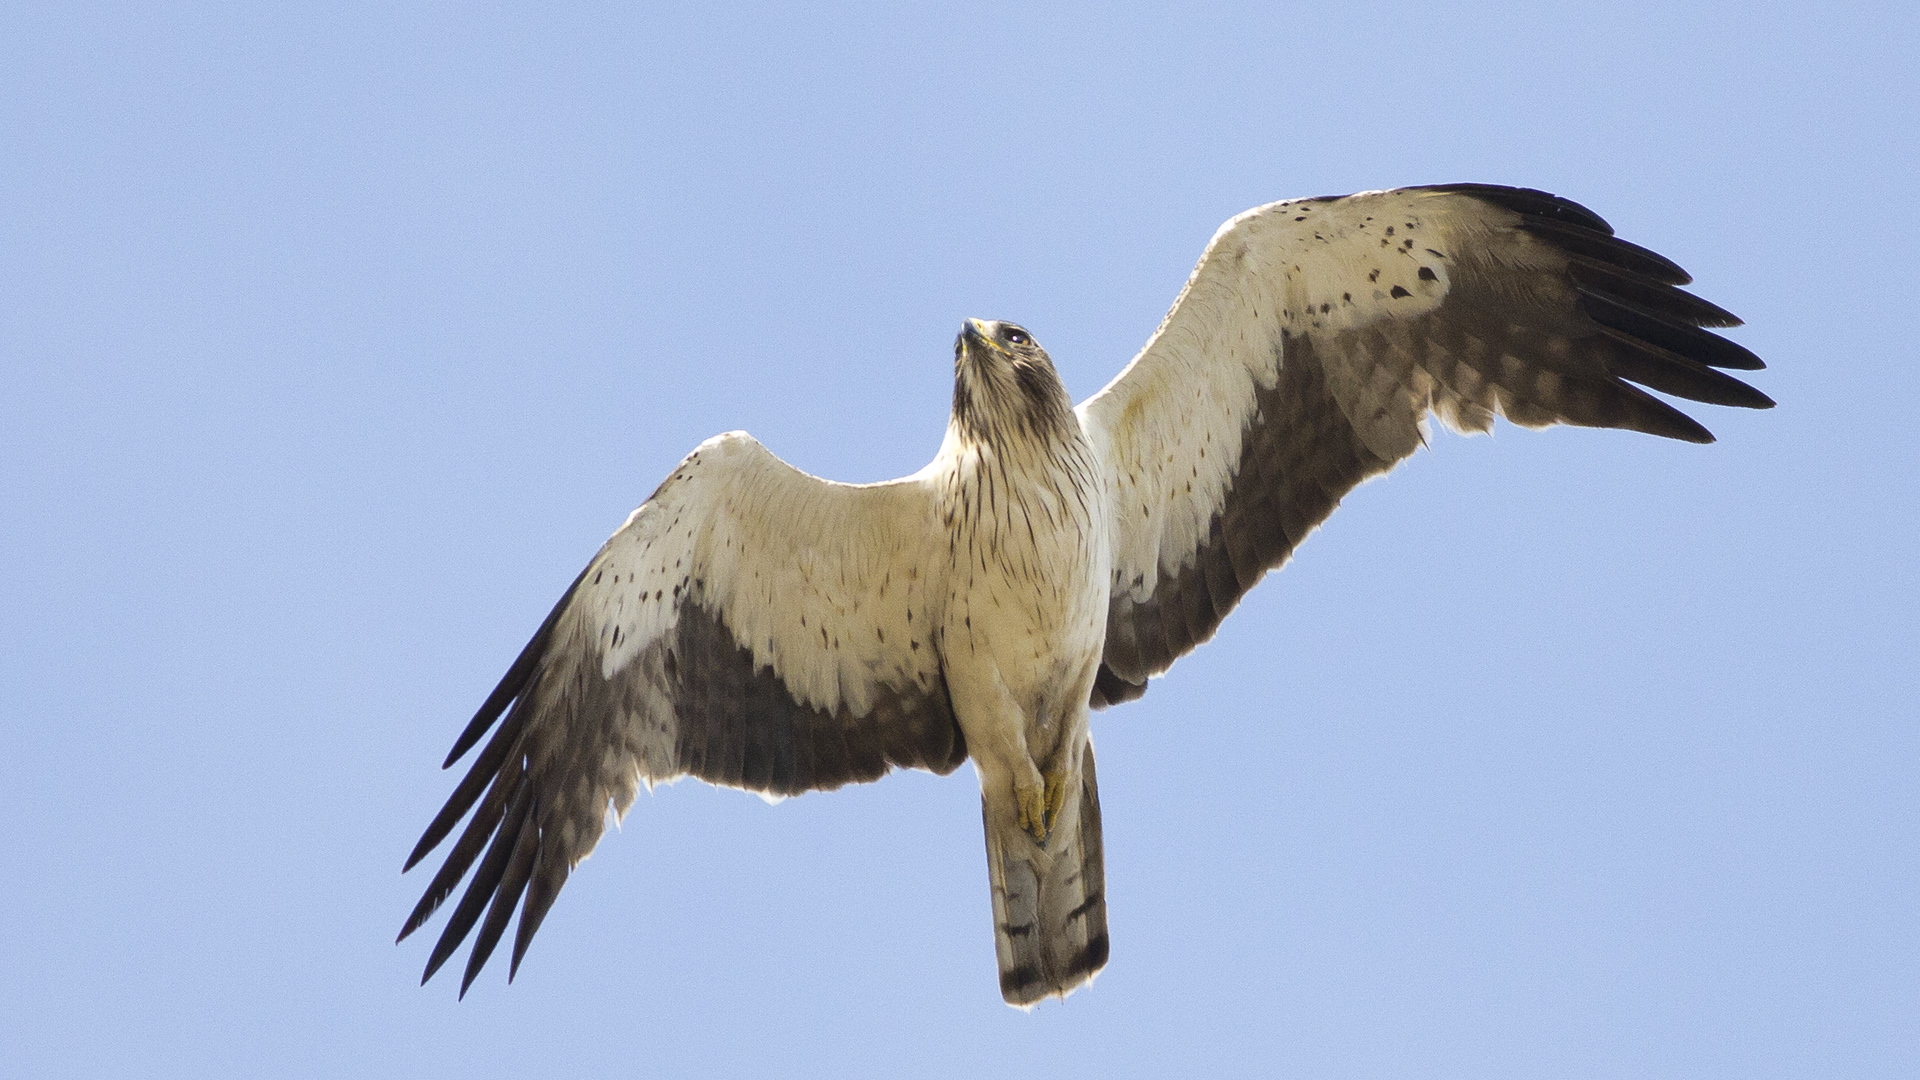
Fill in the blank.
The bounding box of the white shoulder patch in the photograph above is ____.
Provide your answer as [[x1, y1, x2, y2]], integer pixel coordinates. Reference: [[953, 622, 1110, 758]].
[[580, 431, 947, 718]]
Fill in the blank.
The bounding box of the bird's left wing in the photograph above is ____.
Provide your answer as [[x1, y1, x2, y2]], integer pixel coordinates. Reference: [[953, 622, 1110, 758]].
[[1077, 184, 1771, 706], [398, 432, 962, 994]]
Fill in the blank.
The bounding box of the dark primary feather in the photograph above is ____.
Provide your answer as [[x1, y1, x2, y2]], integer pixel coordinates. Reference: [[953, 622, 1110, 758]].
[[1565, 259, 1743, 331], [440, 566, 592, 771], [1426, 182, 1616, 232], [1092, 185, 1770, 705], [421, 782, 531, 992]]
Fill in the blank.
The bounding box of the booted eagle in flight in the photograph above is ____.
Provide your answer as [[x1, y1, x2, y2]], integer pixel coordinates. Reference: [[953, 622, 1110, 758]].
[[399, 184, 1770, 1005]]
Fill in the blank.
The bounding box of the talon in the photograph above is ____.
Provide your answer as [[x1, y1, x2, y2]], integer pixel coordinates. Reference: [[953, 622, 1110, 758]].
[[1042, 770, 1069, 835], [1017, 783, 1050, 842]]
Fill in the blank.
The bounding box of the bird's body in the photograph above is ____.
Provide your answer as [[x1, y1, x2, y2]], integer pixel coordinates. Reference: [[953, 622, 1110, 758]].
[[935, 325, 1113, 1001], [400, 184, 1771, 1005]]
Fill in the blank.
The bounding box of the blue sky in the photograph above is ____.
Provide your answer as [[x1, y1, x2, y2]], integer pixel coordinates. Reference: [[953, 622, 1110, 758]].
[[4, 2, 1915, 1077]]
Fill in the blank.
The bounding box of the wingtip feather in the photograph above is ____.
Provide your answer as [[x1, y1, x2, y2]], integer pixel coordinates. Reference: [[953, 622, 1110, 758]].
[[510, 859, 567, 980], [401, 836, 434, 874], [1423, 183, 1617, 235]]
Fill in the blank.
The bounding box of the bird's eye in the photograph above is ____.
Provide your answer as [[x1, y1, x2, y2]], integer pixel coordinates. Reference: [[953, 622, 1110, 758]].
[[1003, 328, 1031, 346]]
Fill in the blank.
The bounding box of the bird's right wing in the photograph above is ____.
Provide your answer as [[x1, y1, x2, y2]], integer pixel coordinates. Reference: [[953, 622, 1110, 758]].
[[1076, 184, 1771, 706], [398, 432, 963, 995]]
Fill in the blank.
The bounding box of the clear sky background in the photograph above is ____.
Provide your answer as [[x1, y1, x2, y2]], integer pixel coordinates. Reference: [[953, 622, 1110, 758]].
[[4, 3, 1915, 1077]]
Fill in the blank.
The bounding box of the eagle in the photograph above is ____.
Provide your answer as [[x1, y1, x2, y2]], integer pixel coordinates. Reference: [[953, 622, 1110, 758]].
[[399, 184, 1770, 1006]]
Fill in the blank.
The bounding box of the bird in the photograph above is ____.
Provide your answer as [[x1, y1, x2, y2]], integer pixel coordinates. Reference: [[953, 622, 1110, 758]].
[[398, 183, 1771, 1006]]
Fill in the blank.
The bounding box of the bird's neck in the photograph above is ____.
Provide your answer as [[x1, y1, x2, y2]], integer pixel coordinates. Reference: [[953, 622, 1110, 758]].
[[949, 369, 1080, 454]]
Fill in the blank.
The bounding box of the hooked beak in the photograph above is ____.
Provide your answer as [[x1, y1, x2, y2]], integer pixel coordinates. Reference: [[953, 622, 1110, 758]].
[[957, 318, 1003, 359]]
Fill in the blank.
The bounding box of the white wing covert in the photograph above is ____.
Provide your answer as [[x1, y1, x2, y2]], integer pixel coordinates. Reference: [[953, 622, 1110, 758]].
[[398, 432, 963, 994], [1077, 184, 1772, 706]]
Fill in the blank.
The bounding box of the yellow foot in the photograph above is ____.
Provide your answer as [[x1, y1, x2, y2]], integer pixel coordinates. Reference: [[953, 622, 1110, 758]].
[[1017, 770, 1072, 844], [1016, 781, 1050, 843]]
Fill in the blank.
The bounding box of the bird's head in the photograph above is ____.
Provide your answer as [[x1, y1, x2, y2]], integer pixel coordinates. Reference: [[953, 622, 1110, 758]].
[[951, 318, 1075, 447]]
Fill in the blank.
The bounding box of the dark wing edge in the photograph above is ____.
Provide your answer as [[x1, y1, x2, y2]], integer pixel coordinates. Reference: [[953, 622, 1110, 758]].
[[393, 565, 588, 996], [1089, 184, 1770, 706], [397, 444, 966, 996]]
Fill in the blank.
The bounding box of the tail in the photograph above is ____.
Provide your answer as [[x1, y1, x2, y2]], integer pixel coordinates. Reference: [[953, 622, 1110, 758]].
[[982, 740, 1110, 1007]]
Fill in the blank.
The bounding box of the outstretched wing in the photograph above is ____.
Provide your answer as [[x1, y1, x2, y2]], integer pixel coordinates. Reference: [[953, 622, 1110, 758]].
[[398, 432, 963, 994], [1077, 184, 1771, 706]]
